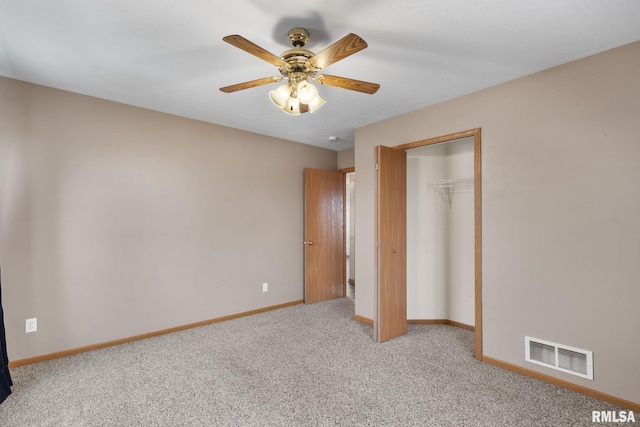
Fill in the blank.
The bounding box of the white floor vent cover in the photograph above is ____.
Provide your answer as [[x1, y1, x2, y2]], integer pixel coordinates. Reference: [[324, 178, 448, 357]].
[[525, 337, 593, 380]]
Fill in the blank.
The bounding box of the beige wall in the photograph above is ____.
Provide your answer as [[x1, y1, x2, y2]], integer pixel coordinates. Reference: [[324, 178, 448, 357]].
[[355, 41, 640, 403], [0, 77, 337, 360], [337, 148, 354, 170]]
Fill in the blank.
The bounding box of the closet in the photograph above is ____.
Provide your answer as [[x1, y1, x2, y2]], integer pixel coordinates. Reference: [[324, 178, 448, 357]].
[[406, 137, 475, 327]]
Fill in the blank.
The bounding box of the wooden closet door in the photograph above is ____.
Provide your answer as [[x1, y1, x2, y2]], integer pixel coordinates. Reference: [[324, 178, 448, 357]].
[[375, 146, 407, 342]]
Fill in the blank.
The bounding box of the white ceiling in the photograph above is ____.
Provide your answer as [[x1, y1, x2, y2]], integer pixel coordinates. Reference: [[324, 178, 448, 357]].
[[1, 1, 639, 151]]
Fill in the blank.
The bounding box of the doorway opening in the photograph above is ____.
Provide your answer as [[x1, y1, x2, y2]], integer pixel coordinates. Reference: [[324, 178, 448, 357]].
[[340, 167, 356, 301], [394, 128, 482, 359], [406, 137, 474, 326]]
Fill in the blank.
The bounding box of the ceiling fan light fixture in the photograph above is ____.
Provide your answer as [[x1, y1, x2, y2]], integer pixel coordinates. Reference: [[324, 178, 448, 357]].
[[269, 84, 290, 108], [283, 97, 301, 115], [296, 80, 318, 104], [307, 95, 326, 113]]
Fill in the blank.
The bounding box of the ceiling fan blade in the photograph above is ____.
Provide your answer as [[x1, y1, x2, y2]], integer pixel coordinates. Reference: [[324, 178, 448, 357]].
[[309, 33, 368, 69], [223, 35, 287, 67], [219, 76, 282, 93], [316, 75, 380, 94]]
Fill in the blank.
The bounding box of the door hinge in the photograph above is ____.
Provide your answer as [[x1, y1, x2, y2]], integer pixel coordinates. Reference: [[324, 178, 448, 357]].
[[375, 241, 379, 248], [375, 163, 379, 170]]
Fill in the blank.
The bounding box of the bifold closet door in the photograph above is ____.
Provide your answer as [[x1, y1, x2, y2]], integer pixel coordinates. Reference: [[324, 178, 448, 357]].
[[375, 146, 407, 342]]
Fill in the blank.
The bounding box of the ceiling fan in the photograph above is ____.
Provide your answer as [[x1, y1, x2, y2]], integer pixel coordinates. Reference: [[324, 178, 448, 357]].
[[219, 28, 380, 115]]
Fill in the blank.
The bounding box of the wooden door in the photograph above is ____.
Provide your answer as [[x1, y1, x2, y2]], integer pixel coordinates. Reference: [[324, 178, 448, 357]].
[[375, 146, 407, 342], [304, 168, 345, 303]]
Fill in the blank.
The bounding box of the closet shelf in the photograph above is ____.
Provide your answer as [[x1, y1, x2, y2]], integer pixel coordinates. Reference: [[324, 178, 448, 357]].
[[433, 178, 474, 205]]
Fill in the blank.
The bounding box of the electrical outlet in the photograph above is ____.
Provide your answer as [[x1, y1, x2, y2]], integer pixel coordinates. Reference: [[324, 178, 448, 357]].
[[262, 282, 268, 293], [25, 318, 37, 333]]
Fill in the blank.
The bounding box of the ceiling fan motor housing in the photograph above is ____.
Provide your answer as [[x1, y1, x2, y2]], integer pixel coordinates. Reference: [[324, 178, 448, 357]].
[[278, 49, 317, 80]]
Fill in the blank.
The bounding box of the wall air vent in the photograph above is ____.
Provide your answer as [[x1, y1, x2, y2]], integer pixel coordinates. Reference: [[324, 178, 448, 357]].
[[525, 336, 593, 380]]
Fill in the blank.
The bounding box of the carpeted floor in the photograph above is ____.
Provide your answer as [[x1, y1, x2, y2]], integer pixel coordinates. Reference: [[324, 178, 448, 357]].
[[0, 298, 631, 426]]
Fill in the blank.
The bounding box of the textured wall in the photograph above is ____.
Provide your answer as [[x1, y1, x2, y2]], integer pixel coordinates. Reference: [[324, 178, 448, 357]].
[[337, 148, 355, 170], [355, 41, 640, 403], [0, 77, 337, 360]]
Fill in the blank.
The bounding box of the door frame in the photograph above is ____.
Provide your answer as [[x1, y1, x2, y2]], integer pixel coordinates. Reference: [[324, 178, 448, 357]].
[[339, 167, 355, 298], [393, 128, 483, 360]]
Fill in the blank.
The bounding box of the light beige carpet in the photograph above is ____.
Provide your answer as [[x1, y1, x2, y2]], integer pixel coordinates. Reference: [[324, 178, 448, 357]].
[[0, 298, 627, 426]]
